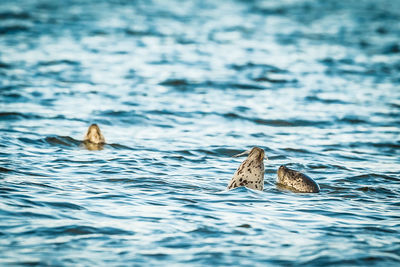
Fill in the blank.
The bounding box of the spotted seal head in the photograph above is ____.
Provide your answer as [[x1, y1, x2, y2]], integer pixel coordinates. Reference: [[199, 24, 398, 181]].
[[227, 147, 266, 191], [277, 165, 320, 193], [83, 124, 105, 150]]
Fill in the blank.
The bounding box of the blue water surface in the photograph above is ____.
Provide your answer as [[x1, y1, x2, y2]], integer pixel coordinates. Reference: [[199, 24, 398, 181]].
[[1, 0, 399, 266]]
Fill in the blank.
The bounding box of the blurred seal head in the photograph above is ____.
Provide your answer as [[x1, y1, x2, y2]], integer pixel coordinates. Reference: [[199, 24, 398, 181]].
[[83, 124, 105, 150]]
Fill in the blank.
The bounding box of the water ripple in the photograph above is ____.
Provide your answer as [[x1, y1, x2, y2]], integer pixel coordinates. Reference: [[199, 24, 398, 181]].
[[1, 0, 399, 266]]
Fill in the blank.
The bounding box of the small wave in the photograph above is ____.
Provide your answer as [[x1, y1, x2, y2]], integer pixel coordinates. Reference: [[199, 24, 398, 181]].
[[147, 109, 177, 116], [37, 59, 80, 67], [19, 181, 60, 190], [303, 254, 397, 266], [349, 173, 399, 182], [356, 186, 397, 195], [108, 143, 135, 150], [94, 110, 148, 125], [0, 61, 12, 69], [0, 112, 42, 121], [53, 158, 107, 164], [10, 169, 50, 177], [228, 83, 266, 90], [320, 57, 355, 66], [124, 28, 162, 37], [183, 203, 213, 212], [0, 25, 30, 35], [125, 177, 171, 189], [15, 136, 83, 149], [96, 110, 141, 118], [0, 167, 13, 173], [251, 6, 287, 16], [229, 62, 296, 84], [282, 147, 311, 153], [381, 43, 400, 54], [2, 92, 31, 103], [305, 95, 349, 104], [159, 79, 267, 91], [369, 142, 400, 150], [338, 116, 368, 124], [0, 186, 18, 193], [306, 163, 351, 171], [44, 136, 81, 147], [253, 76, 297, 84], [253, 118, 331, 127], [0, 11, 31, 20], [159, 79, 189, 87], [42, 201, 85, 210], [89, 29, 108, 36], [221, 112, 240, 119], [93, 178, 134, 184], [390, 102, 400, 109], [192, 147, 266, 157], [18, 137, 44, 145], [5, 211, 56, 219], [219, 112, 331, 127], [22, 225, 133, 236], [229, 62, 287, 73]]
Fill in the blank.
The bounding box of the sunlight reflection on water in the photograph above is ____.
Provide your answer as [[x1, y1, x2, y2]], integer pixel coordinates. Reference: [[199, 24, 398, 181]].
[[1, 0, 400, 265]]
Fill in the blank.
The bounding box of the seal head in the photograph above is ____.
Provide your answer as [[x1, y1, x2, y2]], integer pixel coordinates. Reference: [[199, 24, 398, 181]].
[[277, 165, 320, 193], [83, 124, 105, 150], [227, 147, 266, 191]]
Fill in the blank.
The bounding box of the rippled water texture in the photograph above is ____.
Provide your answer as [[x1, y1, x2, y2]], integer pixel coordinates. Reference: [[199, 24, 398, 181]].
[[1, 0, 400, 265]]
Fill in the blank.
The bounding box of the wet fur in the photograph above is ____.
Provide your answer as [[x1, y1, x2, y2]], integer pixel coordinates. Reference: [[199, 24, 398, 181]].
[[83, 124, 105, 150], [84, 124, 105, 144], [277, 165, 320, 193], [227, 147, 265, 191]]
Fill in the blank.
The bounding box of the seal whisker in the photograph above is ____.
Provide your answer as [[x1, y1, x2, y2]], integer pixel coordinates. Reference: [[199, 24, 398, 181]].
[[232, 150, 251, 158]]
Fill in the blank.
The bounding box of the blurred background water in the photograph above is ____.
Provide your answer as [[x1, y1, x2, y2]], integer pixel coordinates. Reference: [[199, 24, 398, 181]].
[[1, 0, 399, 265]]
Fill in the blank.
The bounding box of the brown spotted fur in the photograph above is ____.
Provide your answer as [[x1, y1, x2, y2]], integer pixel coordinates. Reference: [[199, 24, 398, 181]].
[[227, 147, 265, 191], [277, 165, 320, 193]]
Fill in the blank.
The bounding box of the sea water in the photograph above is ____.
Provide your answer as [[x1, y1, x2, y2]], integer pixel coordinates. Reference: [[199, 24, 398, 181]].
[[1, 0, 399, 265]]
